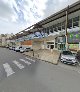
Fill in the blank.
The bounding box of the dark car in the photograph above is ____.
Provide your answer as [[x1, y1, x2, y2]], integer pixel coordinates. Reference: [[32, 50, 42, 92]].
[[59, 50, 78, 65], [76, 50, 80, 63]]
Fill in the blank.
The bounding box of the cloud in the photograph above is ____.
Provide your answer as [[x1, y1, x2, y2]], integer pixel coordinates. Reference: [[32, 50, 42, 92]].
[[43, 0, 79, 18], [0, 0, 79, 34]]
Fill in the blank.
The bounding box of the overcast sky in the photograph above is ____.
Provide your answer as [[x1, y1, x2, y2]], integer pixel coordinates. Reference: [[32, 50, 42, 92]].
[[0, 0, 79, 34]]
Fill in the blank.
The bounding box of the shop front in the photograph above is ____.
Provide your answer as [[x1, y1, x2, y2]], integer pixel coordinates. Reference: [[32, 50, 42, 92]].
[[57, 36, 66, 50]]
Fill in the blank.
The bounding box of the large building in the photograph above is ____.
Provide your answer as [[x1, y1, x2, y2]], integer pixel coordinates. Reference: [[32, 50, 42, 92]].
[[0, 33, 14, 47], [11, 0, 80, 51]]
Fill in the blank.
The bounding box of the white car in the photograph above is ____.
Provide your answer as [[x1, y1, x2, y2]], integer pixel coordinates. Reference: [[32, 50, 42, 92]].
[[59, 50, 78, 65], [15, 46, 22, 52], [20, 47, 26, 53]]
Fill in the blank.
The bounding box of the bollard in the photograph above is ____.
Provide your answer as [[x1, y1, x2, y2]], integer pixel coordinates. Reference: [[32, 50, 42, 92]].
[[33, 50, 34, 56], [38, 54, 39, 57]]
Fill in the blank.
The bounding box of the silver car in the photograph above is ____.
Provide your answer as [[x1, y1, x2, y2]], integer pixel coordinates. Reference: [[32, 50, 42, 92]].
[[59, 51, 78, 65]]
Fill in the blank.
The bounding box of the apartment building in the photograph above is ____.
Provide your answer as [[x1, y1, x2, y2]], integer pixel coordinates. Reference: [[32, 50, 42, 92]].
[[0, 33, 14, 47]]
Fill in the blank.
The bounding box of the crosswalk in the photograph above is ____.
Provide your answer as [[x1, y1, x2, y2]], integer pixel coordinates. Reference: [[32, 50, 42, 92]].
[[3, 63, 15, 77], [20, 59, 31, 65], [1, 57, 36, 77]]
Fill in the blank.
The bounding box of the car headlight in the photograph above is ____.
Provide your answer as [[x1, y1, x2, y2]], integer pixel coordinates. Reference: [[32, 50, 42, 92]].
[[61, 57, 66, 60], [72, 59, 77, 62]]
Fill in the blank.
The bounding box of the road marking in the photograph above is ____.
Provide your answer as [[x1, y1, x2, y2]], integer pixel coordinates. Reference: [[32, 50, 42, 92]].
[[25, 57, 35, 62], [3, 63, 15, 77], [20, 59, 31, 65], [13, 60, 25, 69]]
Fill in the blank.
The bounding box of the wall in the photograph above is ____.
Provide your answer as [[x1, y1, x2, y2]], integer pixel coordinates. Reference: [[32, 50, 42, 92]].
[[32, 41, 43, 50], [21, 40, 32, 48]]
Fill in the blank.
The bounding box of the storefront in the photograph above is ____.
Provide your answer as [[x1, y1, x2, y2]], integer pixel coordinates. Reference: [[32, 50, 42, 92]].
[[57, 36, 66, 50]]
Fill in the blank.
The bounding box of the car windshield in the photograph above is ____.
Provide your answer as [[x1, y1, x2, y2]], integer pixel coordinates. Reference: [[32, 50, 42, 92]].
[[62, 51, 73, 55]]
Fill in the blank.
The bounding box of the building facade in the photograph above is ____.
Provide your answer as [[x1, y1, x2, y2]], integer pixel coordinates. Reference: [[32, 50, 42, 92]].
[[11, 1, 80, 51], [0, 33, 14, 47]]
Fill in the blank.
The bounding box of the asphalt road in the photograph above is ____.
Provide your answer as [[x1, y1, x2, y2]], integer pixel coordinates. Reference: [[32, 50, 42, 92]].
[[0, 47, 80, 92]]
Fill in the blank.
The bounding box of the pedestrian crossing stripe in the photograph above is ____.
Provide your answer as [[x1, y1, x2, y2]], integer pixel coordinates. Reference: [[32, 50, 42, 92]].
[[20, 59, 31, 65], [13, 60, 25, 69], [3, 63, 15, 77], [25, 57, 35, 62]]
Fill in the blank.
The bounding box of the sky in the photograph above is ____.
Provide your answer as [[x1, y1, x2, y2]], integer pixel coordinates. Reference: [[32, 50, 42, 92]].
[[0, 0, 79, 34]]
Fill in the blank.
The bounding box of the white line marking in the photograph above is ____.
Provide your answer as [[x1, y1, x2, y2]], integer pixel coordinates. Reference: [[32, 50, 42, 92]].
[[13, 60, 25, 69], [25, 57, 35, 62], [3, 63, 15, 77], [20, 59, 31, 65]]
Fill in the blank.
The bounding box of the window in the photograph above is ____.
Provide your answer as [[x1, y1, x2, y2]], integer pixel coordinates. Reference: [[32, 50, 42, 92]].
[[44, 28, 46, 33], [49, 26, 53, 33], [73, 16, 79, 28], [57, 23, 61, 31], [54, 25, 58, 32], [73, 22, 79, 27], [50, 45, 54, 49], [73, 16, 79, 22], [55, 43, 57, 48], [68, 19, 72, 29], [46, 27, 49, 35], [47, 42, 54, 44], [62, 21, 65, 30], [47, 45, 49, 48]]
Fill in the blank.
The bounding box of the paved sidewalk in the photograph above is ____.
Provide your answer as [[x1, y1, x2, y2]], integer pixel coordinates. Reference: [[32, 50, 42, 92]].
[[23, 49, 60, 65]]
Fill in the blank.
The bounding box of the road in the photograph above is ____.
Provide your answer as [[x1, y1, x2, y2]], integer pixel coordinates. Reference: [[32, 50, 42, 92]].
[[0, 47, 80, 92]]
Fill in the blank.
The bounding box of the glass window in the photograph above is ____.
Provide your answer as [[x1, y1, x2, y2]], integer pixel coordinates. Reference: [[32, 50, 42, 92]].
[[44, 28, 46, 33], [68, 19, 72, 29], [67, 23, 72, 29], [73, 16, 79, 22], [46, 27, 49, 35], [57, 23, 61, 31], [55, 43, 57, 48], [49, 26, 53, 33], [47, 45, 49, 48], [62, 21, 65, 30], [73, 22, 79, 27], [54, 25, 58, 32], [50, 45, 54, 49], [73, 16, 79, 28]]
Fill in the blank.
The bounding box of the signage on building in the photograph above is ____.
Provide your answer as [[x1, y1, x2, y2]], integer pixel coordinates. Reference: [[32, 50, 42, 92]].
[[68, 31, 80, 43], [58, 36, 66, 43]]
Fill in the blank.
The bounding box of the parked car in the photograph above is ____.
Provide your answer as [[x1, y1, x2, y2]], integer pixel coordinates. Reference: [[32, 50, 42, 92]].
[[25, 47, 32, 52], [15, 46, 22, 52], [12, 46, 16, 51], [20, 47, 33, 53], [59, 50, 78, 65], [20, 47, 27, 53], [9, 46, 13, 50], [6, 46, 9, 48]]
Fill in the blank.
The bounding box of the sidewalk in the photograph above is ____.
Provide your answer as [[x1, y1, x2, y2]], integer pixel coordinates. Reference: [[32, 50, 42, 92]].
[[23, 49, 60, 65]]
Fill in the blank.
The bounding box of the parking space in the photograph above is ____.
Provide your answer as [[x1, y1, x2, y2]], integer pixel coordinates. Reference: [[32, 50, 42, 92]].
[[58, 61, 80, 74]]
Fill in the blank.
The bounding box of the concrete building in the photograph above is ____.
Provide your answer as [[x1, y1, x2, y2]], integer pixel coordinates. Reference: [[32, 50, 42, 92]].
[[11, 0, 80, 51], [0, 33, 14, 47]]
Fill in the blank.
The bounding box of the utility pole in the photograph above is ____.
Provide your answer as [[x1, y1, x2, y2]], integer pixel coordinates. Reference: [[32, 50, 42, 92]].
[[65, 6, 69, 50]]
